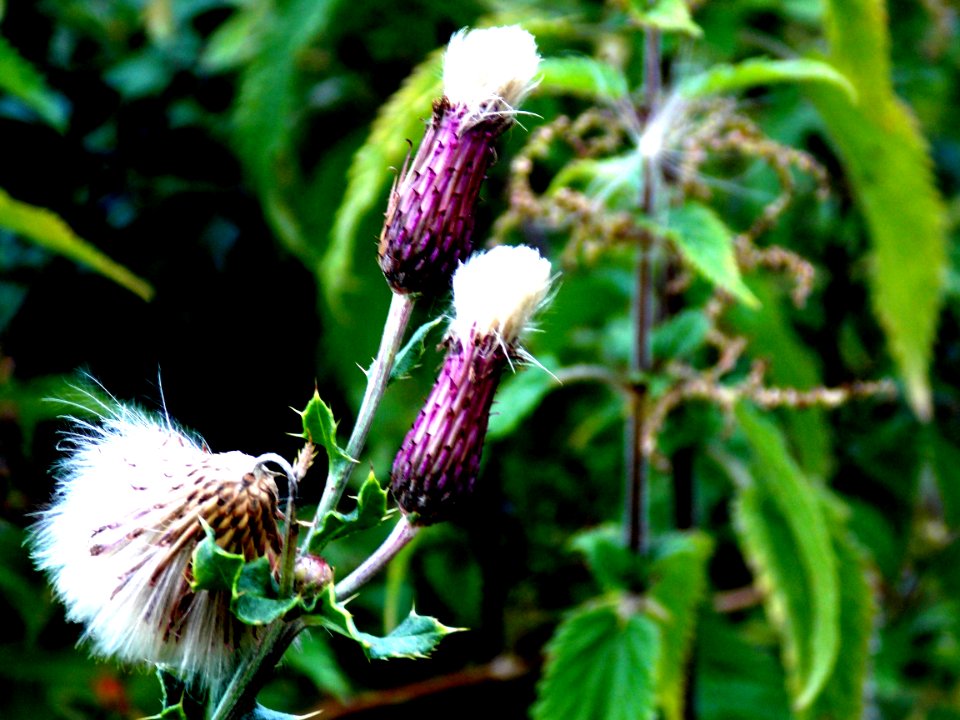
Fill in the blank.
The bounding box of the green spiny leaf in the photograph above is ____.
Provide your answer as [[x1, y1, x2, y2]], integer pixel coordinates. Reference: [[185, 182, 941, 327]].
[[648, 532, 713, 720], [354, 609, 462, 660], [538, 56, 628, 99], [0, 34, 68, 131], [190, 524, 244, 593], [810, 0, 947, 420], [300, 389, 352, 465], [625, 0, 702, 37], [390, 314, 445, 383], [533, 596, 660, 720], [679, 58, 855, 100], [308, 471, 391, 553], [665, 202, 759, 307], [0, 189, 153, 300], [233, 558, 299, 625]]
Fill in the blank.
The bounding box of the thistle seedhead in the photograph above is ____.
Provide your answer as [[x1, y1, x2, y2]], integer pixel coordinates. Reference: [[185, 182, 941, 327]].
[[378, 26, 540, 297], [30, 401, 283, 690]]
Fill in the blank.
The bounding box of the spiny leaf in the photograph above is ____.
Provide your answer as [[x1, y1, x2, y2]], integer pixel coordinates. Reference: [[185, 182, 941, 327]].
[[323, 50, 442, 310], [665, 202, 759, 307], [308, 472, 391, 553], [299, 389, 353, 465], [538, 56, 628, 99], [354, 609, 462, 660], [624, 0, 702, 37], [533, 596, 660, 720], [233, 558, 299, 625], [679, 58, 855, 100], [732, 404, 840, 711], [810, 0, 947, 420], [0, 34, 68, 131], [190, 524, 244, 593], [390, 314, 445, 383], [0, 189, 153, 300], [648, 532, 713, 720]]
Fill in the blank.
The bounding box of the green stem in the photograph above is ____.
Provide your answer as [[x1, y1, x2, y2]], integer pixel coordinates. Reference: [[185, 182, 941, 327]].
[[335, 517, 420, 601], [304, 291, 415, 551]]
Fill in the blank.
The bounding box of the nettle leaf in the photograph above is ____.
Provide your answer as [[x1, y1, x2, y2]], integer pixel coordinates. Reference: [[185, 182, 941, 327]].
[[679, 58, 854, 100], [323, 50, 442, 308], [487, 356, 559, 440], [569, 524, 645, 592], [651, 309, 709, 363], [355, 609, 462, 660], [533, 596, 660, 720], [308, 472, 390, 553], [665, 202, 759, 308], [625, 0, 702, 37], [390, 314, 446, 383], [731, 404, 840, 711], [300, 389, 352, 464], [0, 189, 153, 300], [648, 532, 713, 720], [810, 0, 947, 420], [190, 525, 244, 593], [0, 34, 69, 131], [538, 56, 628, 99]]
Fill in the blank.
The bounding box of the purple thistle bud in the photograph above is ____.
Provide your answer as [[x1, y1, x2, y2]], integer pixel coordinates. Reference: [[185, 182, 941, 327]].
[[391, 245, 553, 524], [378, 26, 540, 296]]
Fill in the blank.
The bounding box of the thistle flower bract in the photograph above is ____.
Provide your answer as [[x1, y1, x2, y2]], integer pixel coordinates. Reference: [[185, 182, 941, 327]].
[[378, 25, 540, 296], [30, 401, 283, 689], [391, 245, 552, 524]]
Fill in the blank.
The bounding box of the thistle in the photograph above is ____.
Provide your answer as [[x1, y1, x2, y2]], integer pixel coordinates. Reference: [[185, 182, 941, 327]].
[[390, 245, 553, 524], [378, 25, 540, 296], [30, 401, 283, 690]]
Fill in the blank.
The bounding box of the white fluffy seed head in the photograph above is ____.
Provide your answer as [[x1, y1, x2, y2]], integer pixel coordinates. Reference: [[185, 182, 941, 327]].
[[450, 245, 553, 346], [442, 25, 540, 120]]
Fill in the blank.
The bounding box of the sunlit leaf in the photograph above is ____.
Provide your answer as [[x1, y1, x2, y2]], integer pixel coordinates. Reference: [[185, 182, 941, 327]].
[[190, 525, 244, 593], [308, 472, 391, 553], [624, 0, 702, 36], [533, 596, 660, 720], [355, 609, 462, 660], [0, 189, 153, 300], [679, 58, 855, 100], [0, 34, 68, 131], [538, 56, 628, 99], [299, 389, 352, 464]]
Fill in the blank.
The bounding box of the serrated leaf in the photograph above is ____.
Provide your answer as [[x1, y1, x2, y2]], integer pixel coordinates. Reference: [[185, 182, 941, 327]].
[[538, 56, 628, 99], [0, 189, 153, 300], [533, 597, 660, 720], [679, 58, 855, 100], [569, 524, 645, 592], [731, 404, 840, 711], [190, 526, 244, 593], [648, 532, 713, 720], [300, 389, 352, 464], [389, 314, 445, 383], [0, 34, 68, 131], [487, 358, 559, 440], [309, 471, 390, 553], [625, 0, 702, 37], [233, 558, 299, 625], [665, 202, 759, 307], [355, 609, 461, 660], [809, 0, 947, 420], [322, 50, 442, 309]]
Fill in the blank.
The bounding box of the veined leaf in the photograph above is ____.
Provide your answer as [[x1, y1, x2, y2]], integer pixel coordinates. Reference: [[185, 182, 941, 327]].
[[732, 404, 840, 711], [648, 532, 713, 720], [0, 35, 68, 131], [0, 189, 153, 300], [308, 472, 391, 553], [299, 389, 352, 465], [533, 596, 660, 720], [665, 202, 759, 307], [538, 56, 628, 99], [354, 609, 462, 660], [625, 0, 702, 37], [810, 0, 947, 420], [323, 50, 442, 310], [680, 58, 854, 100], [189, 524, 244, 593]]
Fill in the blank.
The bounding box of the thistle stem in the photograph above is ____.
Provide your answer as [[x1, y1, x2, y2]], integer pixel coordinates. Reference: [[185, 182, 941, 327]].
[[625, 23, 662, 555], [335, 517, 420, 601], [305, 291, 415, 550]]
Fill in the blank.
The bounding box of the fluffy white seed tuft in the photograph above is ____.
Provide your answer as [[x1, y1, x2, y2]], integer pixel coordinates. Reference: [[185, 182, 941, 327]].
[[450, 244, 553, 346], [442, 25, 540, 122]]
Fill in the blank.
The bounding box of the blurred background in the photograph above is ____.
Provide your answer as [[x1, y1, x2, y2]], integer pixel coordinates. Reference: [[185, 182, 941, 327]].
[[0, 1, 958, 718]]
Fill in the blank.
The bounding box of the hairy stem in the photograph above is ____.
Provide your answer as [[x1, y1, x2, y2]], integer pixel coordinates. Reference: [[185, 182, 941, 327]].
[[335, 517, 420, 601]]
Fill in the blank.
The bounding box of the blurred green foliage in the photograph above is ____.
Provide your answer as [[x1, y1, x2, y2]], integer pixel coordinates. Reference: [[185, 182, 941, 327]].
[[0, 0, 958, 718]]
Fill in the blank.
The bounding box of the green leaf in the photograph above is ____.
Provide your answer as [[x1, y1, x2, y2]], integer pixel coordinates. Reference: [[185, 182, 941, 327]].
[[300, 389, 352, 464], [569, 524, 645, 592], [625, 0, 703, 37], [665, 202, 759, 307], [143, 669, 188, 720], [548, 152, 643, 211], [355, 609, 462, 660], [533, 596, 660, 720], [648, 532, 713, 720], [200, 3, 269, 73], [233, 558, 299, 625], [190, 525, 244, 593], [651, 309, 709, 363], [538, 57, 628, 99], [0, 35, 68, 131], [679, 58, 855, 100], [487, 359, 559, 440], [239, 705, 320, 720], [308, 471, 390, 553], [389, 314, 445, 383], [0, 189, 153, 300], [283, 632, 352, 701], [809, 0, 947, 420], [323, 50, 442, 309], [731, 404, 840, 711]]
